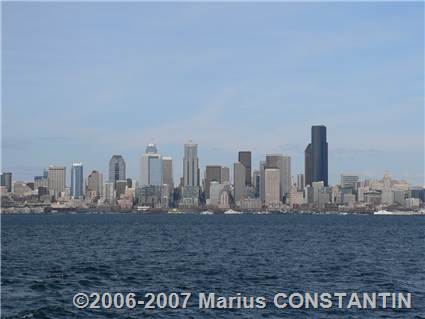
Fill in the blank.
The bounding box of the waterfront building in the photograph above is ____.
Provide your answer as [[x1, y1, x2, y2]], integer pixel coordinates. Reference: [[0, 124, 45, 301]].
[[13, 181, 33, 196], [205, 165, 222, 199], [238, 151, 252, 186], [219, 190, 231, 209], [357, 186, 366, 202], [264, 168, 280, 207], [239, 198, 262, 210], [410, 187, 425, 203], [318, 189, 331, 208], [233, 162, 246, 204], [305, 125, 328, 186], [405, 197, 420, 208], [365, 191, 382, 206], [381, 189, 394, 205], [140, 144, 162, 186], [288, 186, 305, 206], [137, 185, 163, 208], [342, 193, 356, 205], [208, 181, 231, 207], [109, 155, 126, 187], [71, 163, 84, 199], [179, 186, 200, 208], [393, 190, 407, 205], [48, 166, 66, 196]]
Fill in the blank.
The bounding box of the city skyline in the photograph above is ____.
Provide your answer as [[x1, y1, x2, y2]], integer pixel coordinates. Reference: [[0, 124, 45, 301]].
[[2, 2, 424, 185], [1, 130, 424, 188]]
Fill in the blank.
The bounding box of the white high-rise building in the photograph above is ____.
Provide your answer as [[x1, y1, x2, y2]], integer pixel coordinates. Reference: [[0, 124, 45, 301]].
[[140, 144, 162, 186], [48, 166, 66, 196], [265, 168, 280, 207], [312, 181, 324, 203]]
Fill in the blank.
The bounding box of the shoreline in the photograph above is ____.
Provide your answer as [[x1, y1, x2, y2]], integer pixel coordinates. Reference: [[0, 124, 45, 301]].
[[1, 208, 424, 216]]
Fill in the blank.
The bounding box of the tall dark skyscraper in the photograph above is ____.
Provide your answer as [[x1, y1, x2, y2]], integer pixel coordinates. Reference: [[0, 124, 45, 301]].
[[305, 144, 312, 186], [305, 125, 328, 186], [238, 151, 251, 186]]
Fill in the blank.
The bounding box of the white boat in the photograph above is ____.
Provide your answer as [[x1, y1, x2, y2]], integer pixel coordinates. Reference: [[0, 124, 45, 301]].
[[373, 210, 419, 215], [374, 210, 394, 215], [254, 211, 270, 215], [200, 211, 214, 215], [224, 209, 243, 215]]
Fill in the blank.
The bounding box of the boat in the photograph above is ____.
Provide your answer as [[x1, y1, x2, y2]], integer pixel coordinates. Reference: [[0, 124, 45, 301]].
[[200, 211, 214, 215], [253, 211, 270, 215], [374, 210, 420, 215], [224, 209, 243, 215], [374, 210, 394, 215]]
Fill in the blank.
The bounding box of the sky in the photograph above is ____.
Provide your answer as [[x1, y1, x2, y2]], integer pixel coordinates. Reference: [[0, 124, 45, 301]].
[[2, 2, 424, 186]]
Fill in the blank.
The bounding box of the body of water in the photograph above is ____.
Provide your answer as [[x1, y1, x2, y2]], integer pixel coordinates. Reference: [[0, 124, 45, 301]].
[[2, 213, 425, 318]]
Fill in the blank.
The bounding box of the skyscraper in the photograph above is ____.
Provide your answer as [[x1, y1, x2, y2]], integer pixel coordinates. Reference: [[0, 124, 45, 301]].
[[252, 170, 260, 198], [204, 165, 222, 199], [87, 170, 103, 197], [221, 166, 230, 182], [265, 154, 291, 201], [71, 163, 84, 198], [1, 172, 12, 193], [109, 155, 126, 186], [265, 168, 280, 207], [297, 174, 305, 192], [259, 160, 266, 203], [305, 144, 312, 187], [238, 151, 252, 186], [307, 125, 328, 186], [140, 144, 162, 186], [233, 162, 246, 203], [48, 166, 66, 195], [162, 157, 174, 189], [183, 142, 199, 187]]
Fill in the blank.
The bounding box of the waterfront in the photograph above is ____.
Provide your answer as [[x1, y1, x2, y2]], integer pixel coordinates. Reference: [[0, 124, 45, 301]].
[[2, 213, 425, 318]]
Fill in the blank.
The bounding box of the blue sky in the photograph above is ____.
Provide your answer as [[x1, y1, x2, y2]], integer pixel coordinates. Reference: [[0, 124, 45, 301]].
[[2, 2, 424, 185]]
